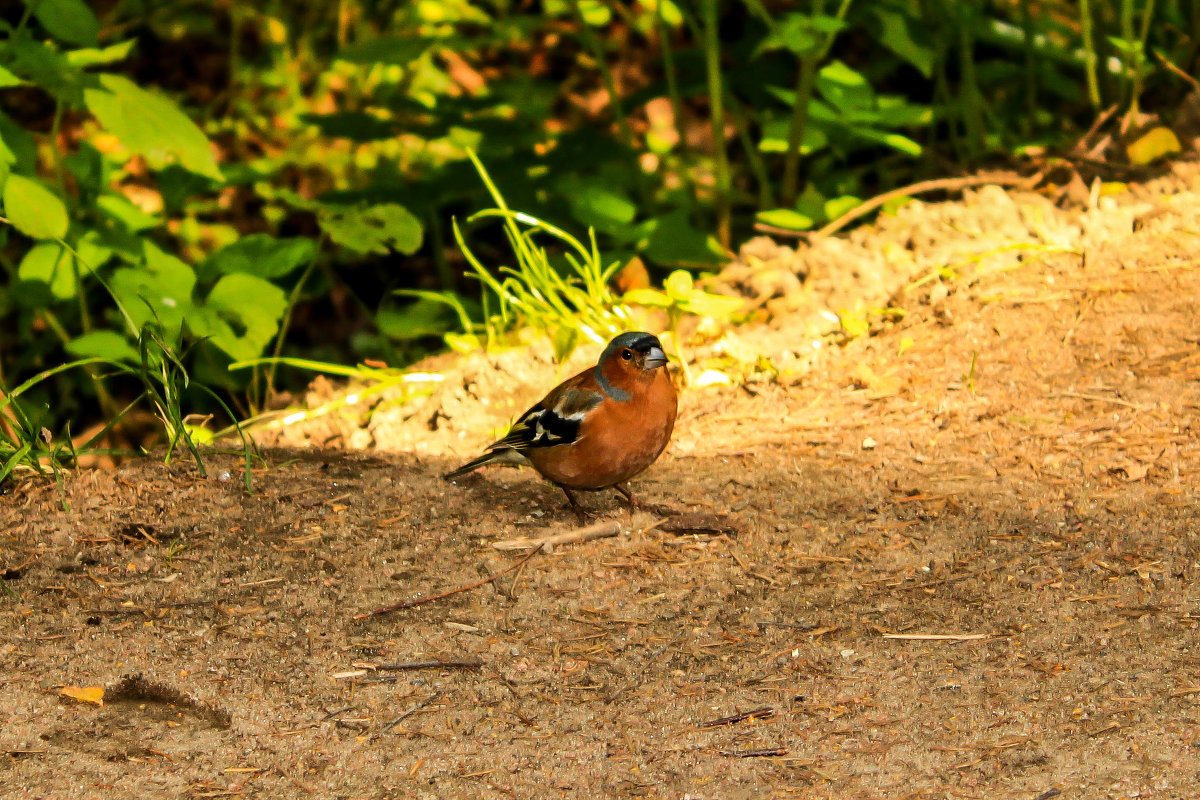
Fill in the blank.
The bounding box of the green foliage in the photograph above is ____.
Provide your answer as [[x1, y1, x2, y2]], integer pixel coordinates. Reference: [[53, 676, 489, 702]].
[[0, 0, 1193, 468], [451, 151, 628, 363], [625, 269, 744, 384]]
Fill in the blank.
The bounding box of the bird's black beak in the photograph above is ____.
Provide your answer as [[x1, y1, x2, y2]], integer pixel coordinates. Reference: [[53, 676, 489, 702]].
[[644, 345, 668, 369]]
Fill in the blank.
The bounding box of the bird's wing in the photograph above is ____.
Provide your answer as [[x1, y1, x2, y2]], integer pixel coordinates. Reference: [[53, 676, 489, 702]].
[[491, 382, 603, 452]]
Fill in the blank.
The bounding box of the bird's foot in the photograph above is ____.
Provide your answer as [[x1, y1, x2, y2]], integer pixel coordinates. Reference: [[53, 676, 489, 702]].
[[613, 484, 679, 516], [560, 487, 598, 525]]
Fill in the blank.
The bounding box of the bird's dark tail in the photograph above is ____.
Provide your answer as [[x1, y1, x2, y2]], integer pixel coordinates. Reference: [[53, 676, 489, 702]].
[[442, 452, 495, 481], [444, 445, 535, 481]]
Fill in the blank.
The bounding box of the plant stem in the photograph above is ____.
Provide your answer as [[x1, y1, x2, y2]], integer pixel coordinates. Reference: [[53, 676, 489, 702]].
[[779, 0, 852, 208], [1080, 0, 1102, 109], [956, 2, 985, 155], [1129, 0, 1157, 118], [427, 209, 453, 291], [701, 0, 730, 249], [264, 233, 326, 411], [656, 2, 689, 189], [1019, 0, 1037, 137], [570, 0, 647, 204], [726, 90, 772, 209]]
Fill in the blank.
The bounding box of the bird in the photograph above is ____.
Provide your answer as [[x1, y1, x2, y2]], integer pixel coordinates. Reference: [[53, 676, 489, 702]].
[[443, 331, 678, 519]]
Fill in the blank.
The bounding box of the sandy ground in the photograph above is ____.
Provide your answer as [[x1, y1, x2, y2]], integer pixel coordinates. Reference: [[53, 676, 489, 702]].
[[2, 165, 1200, 799]]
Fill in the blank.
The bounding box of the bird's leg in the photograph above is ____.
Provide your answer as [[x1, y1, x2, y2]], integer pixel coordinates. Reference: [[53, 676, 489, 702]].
[[615, 482, 680, 517], [614, 482, 639, 509], [560, 486, 594, 523]]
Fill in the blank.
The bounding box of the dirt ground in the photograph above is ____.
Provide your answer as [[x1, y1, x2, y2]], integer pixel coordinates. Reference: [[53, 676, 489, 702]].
[[3, 164, 1200, 799]]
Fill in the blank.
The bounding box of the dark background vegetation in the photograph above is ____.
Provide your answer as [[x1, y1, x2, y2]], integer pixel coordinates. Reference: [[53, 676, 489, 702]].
[[0, 0, 1195, 479]]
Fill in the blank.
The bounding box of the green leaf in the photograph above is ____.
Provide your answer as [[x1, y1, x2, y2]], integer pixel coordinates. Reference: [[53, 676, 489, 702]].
[[0, 66, 23, 88], [639, 210, 727, 267], [205, 234, 315, 279], [74, 230, 113, 275], [756, 208, 814, 231], [551, 326, 580, 364], [319, 203, 423, 255], [824, 195, 861, 221], [559, 178, 636, 235], [110, 242, 196, 333], [66, 330, 138, 363], [203, 274, 288, 360], [1126, 127, 1181, 166], [378, 297, 455, 340], [27, 0, 99, 46], [816, 61, 874, 112], [758, 117, 828, 154], [0, 113, 38, 173], [337, 36, 431, 65], [84, 74, 222, 180], [576, 0, 611, 25], [756, 13, 845, 57], [682, 290, 743, 320], [871, 7, 933, 78], [17, 242, 74, 299], [7, 39, 84, 103], [65, 39, 137, 68], [3, 174, 69, 239], [664, 269, 693, 300], [850, 127, 923, 156], [96, 193, 158, 232], [622, 287, 671, 308]]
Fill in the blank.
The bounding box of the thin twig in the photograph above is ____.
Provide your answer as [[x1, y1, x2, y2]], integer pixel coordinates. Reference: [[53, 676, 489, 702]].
[[699, 706, 776, 728], [376, 694, 441, 738], [1156, 51, 1200, 91], [359, 520, 622, 618], [375, 659, 482, 671], [357, 546, 542, 619], [882, 633, 989, 641], [719, 747, 789, 758], [756, 173, 1038, 239], [491, 519, 621, 551]]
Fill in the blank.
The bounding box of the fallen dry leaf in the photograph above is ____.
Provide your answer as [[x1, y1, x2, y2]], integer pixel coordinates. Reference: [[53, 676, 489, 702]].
[[59, 686, 105, 706]]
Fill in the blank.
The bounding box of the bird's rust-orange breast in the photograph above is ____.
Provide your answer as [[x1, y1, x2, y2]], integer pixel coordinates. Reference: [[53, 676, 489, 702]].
[[529, 367, 676, 489]]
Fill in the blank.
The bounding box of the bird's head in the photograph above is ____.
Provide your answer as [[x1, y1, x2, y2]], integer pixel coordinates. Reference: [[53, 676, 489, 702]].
[[594, 332, 669, 400]]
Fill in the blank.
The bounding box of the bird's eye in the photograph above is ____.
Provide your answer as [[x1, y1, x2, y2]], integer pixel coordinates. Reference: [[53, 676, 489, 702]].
[[621, 349, 633, 360]]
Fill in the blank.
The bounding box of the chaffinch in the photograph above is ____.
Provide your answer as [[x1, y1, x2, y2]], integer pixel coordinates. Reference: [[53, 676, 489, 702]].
[[444, 331, 677, 518]]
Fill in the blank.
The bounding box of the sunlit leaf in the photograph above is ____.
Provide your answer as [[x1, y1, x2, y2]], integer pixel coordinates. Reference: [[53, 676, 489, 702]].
[[65, 39, 136, 67], [110, 242, 197, 333], [664, 269, 693, 301], [84, 74, 222, 180], [3, 174, 69, 239], [757, 208, 814, 231], [203, 273, 288, 360], [757, 118, 828, 154], [1126, 127, 1181, 166], [66, 330, 138, 363], [319, 203, 423, 255], [18, 243, 74, 299], [551, 325, 579, 363], [824, 195, 861, 221]]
